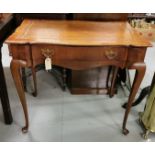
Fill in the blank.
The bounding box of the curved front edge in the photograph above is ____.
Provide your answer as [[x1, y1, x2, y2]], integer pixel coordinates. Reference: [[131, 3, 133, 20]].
[[122, 62, 146, 135]]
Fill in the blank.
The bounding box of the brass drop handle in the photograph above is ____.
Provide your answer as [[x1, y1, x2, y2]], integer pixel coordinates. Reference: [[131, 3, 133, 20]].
[[41, 48, 54, 58], [105, 50, 118, 60]]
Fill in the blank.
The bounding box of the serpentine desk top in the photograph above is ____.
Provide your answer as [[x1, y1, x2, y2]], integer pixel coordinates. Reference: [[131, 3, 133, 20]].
[[5, 19, 152, 134], [5, 19, 151, 47]]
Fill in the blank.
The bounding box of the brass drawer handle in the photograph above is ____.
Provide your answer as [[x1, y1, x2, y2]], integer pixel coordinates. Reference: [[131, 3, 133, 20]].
[[105, 50, 118, 60], [41, 48, 54, 58]]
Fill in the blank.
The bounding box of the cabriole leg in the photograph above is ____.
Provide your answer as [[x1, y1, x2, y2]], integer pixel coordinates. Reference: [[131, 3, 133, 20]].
[[31, 67, 37, 97], [63, 68, 67, 91], [10, 60, 29, 133], [122, 63, 146, 135]]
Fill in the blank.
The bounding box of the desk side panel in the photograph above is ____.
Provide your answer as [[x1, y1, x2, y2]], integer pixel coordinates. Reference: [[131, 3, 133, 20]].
[[127, 47, 146, 66], [8, 44, 32, 66]]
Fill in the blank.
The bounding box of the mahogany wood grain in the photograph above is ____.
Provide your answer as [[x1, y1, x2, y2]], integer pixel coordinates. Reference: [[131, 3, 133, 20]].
[[5, 19, 151, 134], [31, 45, 128, 69], [6, 20, 151, 47]]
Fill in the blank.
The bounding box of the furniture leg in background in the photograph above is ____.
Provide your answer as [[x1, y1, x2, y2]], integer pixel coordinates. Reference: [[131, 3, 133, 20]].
[[31, 66, 38, 97], [109, 66, 119, 98], [21, 65, 67, 97], [0, 44, 13, 124], [22, 67, 39, 97], [21, 68, 27, 92], [122, 86, 150, 108]]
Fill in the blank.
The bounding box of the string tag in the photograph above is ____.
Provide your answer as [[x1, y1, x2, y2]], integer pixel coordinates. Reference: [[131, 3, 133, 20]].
[[45, 57, 52, 71]]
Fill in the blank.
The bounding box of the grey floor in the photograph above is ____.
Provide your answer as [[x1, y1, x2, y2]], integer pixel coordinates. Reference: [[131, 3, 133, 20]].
[[0, 44, 155, 142]]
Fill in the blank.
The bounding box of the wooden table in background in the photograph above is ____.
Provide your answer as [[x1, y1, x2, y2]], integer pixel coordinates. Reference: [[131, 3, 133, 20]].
[[5, 19, 151, 134]]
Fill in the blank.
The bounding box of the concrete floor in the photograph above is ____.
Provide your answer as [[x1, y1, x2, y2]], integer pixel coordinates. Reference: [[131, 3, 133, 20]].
[[0, 44, 155, 142]]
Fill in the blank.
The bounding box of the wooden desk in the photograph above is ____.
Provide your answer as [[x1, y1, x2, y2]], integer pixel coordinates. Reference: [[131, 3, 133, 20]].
[[5, 19, 151, 134]]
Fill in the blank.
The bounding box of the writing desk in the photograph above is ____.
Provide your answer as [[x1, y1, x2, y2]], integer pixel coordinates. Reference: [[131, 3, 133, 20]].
[[5, 19, 151, 134]]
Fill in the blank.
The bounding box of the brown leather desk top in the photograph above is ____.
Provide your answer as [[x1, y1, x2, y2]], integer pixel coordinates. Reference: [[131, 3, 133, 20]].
[[6, 19, 151, 47]]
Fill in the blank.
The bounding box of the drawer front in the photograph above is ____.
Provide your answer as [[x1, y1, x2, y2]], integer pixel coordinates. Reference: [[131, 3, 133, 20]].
[[31, 45, 128, 69]]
